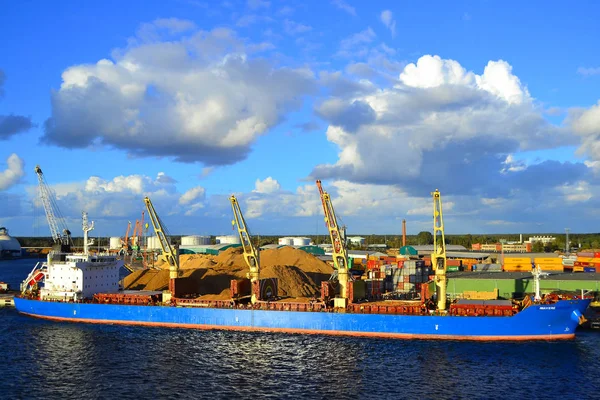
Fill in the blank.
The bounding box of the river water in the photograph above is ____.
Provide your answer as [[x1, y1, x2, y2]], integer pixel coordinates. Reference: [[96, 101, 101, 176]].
[[2, 258, 599, 399]]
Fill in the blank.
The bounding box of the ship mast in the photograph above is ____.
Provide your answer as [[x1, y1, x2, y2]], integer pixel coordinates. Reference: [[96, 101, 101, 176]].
[[316, 180, 350, 301], [229, 195, 260, 304], [82, 212, 95, 256], [432, 189, 447, 311], [34, 165, 72, 252]]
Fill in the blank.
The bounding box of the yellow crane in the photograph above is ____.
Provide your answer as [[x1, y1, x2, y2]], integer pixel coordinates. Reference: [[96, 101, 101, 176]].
[[229, 195, 260, 304], [316, 180, 350, 302], [143, 196, 179, 280], [432, 189, 447, 311]]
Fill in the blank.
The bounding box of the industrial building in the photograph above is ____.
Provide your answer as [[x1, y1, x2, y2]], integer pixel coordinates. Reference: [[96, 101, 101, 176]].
[[347, 236, 366, 246], [445, 271, 600, 299], [0, 227, 21, 258]]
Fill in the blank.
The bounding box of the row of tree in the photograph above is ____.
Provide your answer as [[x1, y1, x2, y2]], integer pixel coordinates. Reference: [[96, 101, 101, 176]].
[[16, 232, 600, 253]]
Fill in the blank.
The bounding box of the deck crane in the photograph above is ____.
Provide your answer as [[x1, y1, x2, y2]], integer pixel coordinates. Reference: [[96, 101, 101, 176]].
[[316, 180, 350, 301], [144, 196, 179, 280], [229, 195, 260, 304], [432, 189, 448, 311], [34, 165, 72, 252]]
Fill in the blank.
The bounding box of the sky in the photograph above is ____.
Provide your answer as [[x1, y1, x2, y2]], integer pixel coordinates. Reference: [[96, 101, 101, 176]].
[[1, 0, 600, 238]]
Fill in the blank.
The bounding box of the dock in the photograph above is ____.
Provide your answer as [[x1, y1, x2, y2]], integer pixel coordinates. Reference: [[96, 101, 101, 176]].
[[0, 293, 15, 307]]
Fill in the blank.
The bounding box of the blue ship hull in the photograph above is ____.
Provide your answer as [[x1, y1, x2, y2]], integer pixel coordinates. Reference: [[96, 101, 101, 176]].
[[14, 297, 591, 341]]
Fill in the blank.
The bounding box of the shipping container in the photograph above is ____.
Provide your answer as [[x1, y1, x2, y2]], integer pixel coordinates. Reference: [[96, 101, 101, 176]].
[[503, 257, 532, 264]]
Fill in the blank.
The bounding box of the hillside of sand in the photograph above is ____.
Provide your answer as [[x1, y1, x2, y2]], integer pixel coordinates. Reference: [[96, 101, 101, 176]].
[[123, 246, 334, 299]]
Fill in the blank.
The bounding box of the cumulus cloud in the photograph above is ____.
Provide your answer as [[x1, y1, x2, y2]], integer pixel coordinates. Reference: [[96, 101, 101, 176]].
[[380, 10, 396, 38], [42, 21, 316, 166], [0, 153, 25, 191], [0, 70, 34, 140], [311, 55, 580, 197], [569, 101, 600, 168], [253, 177, 281, 193]]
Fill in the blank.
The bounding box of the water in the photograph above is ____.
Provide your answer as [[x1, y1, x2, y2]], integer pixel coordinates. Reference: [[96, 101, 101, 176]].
[[2, 258, 600, 399]]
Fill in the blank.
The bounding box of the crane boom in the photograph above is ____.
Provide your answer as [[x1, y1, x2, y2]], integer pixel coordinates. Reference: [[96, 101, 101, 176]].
[[144, 196, 179, 279], [316, 180, 349, 300], [432, 189, 447, 311], [34, 165, 71, 251], [229, 195, 260, 303]]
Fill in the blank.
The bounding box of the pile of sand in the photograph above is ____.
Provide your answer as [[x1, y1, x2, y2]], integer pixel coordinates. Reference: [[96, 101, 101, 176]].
[[122, 246, 334, 299]]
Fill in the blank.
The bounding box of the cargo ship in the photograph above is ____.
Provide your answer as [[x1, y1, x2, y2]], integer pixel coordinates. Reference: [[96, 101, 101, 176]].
[[14, 170, 592, 341]]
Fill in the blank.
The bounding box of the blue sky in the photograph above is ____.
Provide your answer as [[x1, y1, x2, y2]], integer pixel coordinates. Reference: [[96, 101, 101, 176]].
[[1, 0, 600, 237]]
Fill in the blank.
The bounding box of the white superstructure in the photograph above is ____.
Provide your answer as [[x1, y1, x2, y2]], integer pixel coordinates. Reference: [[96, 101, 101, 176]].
[[22, 212, 123, 301]]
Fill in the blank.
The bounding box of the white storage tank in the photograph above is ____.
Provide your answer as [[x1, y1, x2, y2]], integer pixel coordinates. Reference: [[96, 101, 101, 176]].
[[278, 237, 294, 246], [147, 236, 172, 249], [0, 227, 22, 257], [109, 237, 122, 250], [292, 237, 310, 246], [216, 235, 241, 245], [181, 235, 211, 246]]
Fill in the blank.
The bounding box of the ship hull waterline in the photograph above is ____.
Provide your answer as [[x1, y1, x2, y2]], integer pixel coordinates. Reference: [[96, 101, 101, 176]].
[[14, 297, 590, 341]]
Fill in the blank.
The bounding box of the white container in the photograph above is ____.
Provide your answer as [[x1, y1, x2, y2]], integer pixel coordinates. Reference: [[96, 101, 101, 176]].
[[147, 236, 171, 249], [216, 235, 241, 245], [109, 237, 122, 250], [181, 235, 211, 246], [292, 237, 311, 246]]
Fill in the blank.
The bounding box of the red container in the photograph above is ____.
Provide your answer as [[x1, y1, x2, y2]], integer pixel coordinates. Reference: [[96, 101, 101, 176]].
[[367, 260, 379, 270], [397, 260, 404, 268], [230, 278, 251, 298]]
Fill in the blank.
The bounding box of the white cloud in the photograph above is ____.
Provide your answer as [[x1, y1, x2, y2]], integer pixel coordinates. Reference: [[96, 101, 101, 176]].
[[557, 181, 592, 203], [43, 21, 316, 166], [501, 154, 527, 173], [569, 101, 600, 168], [254, 177, 281, 193], [340, 28, 376, 51], [312, 55, 575, 197], [283, 19, 312, 35], [577, 67, 600, 76], [380, 10, 396, 38], [247, 0, 270, 9], [179, 186, 206, 205], [332, 0, 356, 16], [0, 153, 24, 191]]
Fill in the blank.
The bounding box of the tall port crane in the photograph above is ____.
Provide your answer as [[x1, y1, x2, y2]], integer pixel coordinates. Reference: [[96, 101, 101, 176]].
[[144, 197, 179, 280], [316, 180, 350, 300], [229, 195, 260, 303], [34, 165, 72, 252], [131, 211, 145, 250], [122, 221, 131, 253], [432, 189, 447, 311]]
